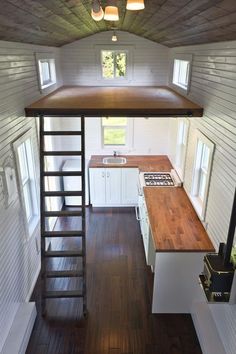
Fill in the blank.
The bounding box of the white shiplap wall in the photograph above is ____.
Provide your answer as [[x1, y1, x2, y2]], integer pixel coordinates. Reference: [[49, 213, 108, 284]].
[[61, 31, 169, 86], [168, 40, 236, 354], [0, 40, 62, 351]]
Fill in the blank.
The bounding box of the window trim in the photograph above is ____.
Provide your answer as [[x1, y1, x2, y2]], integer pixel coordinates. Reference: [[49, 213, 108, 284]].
[[95, 45, 133, 84], [101, 117, 133, 150], [174, 118, 189, 181], [35, 53, 57, 93], [190, 130, 214, 221], [13, 130, 39, 240], [170, 54, 192, 95]]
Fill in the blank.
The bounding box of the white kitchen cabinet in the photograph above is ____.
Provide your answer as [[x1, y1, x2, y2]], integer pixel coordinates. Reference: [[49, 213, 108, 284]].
[[89, 167, 138, 207], [105, 168, 121, 205], [121, 168, 139, 205], [89, 168, 106, 206]]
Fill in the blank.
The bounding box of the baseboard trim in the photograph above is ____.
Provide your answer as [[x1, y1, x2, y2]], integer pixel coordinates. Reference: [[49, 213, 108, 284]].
[[26, 263, 41, 302], [1, 302, 36, 354]]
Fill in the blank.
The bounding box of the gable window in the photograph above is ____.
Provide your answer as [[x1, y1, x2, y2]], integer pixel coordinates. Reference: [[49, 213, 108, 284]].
[[13, 132, 39, 238], [36, 53, 57, 92], [171, 54, 192, 93], [190, 130, 214, 220], [101, 50, 127, 79], [102, 117, 132, 148], [175, 119, 189, 180]]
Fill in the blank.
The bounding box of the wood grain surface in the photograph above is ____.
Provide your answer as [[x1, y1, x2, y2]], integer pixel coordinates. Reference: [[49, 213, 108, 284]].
[[89, 155, 173, 171], [25, 86, 203, 117], [0, 1, 236, 47], [144, 187, 215, 252], [26, 207, 202, 354]]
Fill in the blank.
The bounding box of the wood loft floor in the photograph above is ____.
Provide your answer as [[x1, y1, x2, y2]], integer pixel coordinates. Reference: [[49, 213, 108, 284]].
[[26, 207, 202, 354]]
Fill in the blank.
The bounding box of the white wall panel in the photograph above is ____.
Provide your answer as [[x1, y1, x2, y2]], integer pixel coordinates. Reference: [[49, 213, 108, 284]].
[[61, 31, 169, 86], [168, 40, 236, 354], [0, 40, 62, 351]]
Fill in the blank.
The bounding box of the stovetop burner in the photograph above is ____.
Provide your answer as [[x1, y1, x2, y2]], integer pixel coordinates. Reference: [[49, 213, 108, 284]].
[[144, 172, 175, 186]]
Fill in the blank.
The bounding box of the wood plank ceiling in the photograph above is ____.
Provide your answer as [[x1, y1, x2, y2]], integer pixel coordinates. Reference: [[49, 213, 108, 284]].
[[0, 0, 235, 47]]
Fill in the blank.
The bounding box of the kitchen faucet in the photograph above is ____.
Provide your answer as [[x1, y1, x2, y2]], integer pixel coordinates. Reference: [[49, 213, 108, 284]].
[[113, 150, 118, 157]]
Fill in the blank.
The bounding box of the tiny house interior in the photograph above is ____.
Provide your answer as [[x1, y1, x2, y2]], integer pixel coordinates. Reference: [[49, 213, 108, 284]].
[[0, 1, 236, 353]]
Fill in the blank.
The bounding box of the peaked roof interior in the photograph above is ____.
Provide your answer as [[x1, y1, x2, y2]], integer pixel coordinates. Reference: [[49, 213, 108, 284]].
[[0, 0, 236, 47]]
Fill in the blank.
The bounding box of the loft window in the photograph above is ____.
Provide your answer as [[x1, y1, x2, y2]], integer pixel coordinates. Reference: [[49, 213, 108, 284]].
[[190, 130, 214, 220], [101, 50, 127, 79], [172, 55, 192, 92], [175, 119, 189, 180], [36, 53, 57, 92], [13, 132, 39, 238], [102, 117, 132, 147]]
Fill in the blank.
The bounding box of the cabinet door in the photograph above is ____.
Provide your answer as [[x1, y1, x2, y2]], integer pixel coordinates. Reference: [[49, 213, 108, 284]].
[[105, 168, 121, 205], [121, 168, 139, 205], [89, 168, 106, 206]]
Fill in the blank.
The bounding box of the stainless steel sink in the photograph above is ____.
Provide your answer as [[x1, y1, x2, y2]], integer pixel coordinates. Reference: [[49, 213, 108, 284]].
[[102, 156, 127, 165]]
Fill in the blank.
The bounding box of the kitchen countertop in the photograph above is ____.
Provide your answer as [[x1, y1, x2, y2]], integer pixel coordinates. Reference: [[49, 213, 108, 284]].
[[89, 155, 172, 171], [144, 187, 215, 252], [89, 154, 215, 253]]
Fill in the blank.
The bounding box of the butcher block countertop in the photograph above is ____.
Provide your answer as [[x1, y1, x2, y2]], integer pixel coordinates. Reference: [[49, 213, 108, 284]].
[[89, 154, 214, 253], [89, 155, 172, 171], [144, 187, 215, 253]]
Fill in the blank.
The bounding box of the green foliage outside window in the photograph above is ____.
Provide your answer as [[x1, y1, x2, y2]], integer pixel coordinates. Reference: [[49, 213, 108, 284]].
[[102, 51, 127, 79], [102, 118, 128, 145]]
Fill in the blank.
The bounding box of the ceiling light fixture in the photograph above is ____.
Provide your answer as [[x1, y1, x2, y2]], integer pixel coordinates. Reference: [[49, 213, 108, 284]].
[[91, 0, 104, 21], [112, 30, 118, 41], [104, 0, 119, 21], [126, 0, 145, 10]]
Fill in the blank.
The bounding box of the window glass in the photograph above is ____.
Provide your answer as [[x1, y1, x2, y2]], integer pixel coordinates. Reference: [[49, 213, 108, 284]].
[[173, 59, 190, 90], [101, 50, 127, 79], [40, 61, 51, 85], [14, 135, 39, 238], [102, 118, 128, 146], [190, 131, 214, 220]]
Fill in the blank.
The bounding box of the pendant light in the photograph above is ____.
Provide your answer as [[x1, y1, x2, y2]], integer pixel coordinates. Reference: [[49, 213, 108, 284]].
[[104, 0, 119, 21], [91, 0, 104, 21], [126, 0, 145, 10], [112, 30, 118, 42]]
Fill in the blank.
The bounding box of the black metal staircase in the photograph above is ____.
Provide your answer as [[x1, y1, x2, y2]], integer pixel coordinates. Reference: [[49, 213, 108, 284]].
[[39, 115, 87, 317]]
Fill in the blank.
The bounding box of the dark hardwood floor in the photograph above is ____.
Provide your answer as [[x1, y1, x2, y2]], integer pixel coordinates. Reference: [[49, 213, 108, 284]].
[[26, 207, 202, 354]]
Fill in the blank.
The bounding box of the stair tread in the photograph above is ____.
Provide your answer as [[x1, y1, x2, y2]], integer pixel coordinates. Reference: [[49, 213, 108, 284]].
[[43, 131, 82, 136], [45, 270, 83, 278], [43, 230, 84, 237], [43, 290, 83, 298], [43, 191, 83, 197], [44, 250, 84, 257], [43, 151, 82, 156], [43, 171, 82, 177], [44, 210, 83, 217]]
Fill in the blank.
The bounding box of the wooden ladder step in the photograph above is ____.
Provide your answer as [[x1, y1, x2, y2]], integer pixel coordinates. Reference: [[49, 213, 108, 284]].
[[43, 191, 83, 197], [43, 171, 82, 177], [43, 151, 82, 156], [43, 290, 83, 299], [44, 210, 83, 217], [43, 131, 82, 136], [45, 270, 83, 278], [44, 250, 83, 258], [43, 230, 84, 237]]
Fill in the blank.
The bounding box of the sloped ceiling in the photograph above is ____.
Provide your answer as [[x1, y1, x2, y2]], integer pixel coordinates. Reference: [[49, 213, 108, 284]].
[[0, 0, 236, 47]]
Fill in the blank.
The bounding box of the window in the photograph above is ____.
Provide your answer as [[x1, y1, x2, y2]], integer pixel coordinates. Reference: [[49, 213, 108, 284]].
[[13, 132, 39, 238], [102, 117, 132, 147], [35, 53, 57, 92], [175, 119, 189, 180], [190, 131, 214, 220], [171, 54, 192, 92], [101, 50, 127, 79]]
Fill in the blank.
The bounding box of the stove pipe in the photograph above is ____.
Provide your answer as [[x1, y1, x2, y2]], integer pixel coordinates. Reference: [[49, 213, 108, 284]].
[[224, 188, 236, 267]]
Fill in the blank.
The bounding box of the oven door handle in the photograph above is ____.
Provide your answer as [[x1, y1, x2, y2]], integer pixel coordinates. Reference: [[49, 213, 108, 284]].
[[135, 206, 141, 221]]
